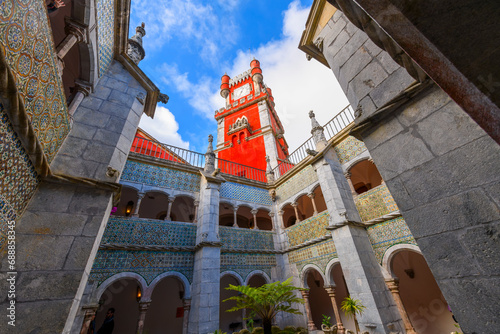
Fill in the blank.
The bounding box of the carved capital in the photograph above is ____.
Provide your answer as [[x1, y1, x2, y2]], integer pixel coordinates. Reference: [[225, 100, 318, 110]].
[[65, 18, 88, 43], [250, 209, 258, 215], [307, 192, 316, 199]]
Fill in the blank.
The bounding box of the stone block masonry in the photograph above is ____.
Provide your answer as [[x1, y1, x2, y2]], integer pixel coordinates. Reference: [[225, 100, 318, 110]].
[[0, 60, 146, 334], [319, 10, 500, 333]]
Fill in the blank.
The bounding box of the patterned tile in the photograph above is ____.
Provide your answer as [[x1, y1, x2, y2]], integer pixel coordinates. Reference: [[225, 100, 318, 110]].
[[121, 160, 201, 192], [96, 0, 115, 75], [366, 217, 417, 264], [0, 103, 40, 254], [0, 0, 70, 162], [276, 165, 318, 203], [219, 226, 275, 251], [90, 250, 195, 285], [354, 184, 398, 221], [285, 211, 330, 247], [220, 253, 276, 281], [333, 136, 367, 164], [288, 239, 337, 274], [219, 182, 272, 206], [103, 216, 197, 247]]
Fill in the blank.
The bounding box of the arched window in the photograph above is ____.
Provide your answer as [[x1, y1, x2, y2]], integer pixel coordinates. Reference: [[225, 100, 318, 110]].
[[349, 160, 383, 194]]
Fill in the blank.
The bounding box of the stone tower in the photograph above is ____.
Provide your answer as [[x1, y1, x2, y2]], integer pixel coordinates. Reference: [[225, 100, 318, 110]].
[[215, 59, 289, 173]]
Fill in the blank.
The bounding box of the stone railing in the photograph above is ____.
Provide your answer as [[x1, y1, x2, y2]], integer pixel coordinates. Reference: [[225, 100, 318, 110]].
[[101, 216, 197, 247], [219, 226, 275, 252], [285, 211, 330, 248], [354, 184, 398, 221]]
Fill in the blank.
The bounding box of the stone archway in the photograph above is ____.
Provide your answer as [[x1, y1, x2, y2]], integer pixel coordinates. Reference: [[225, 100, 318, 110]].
[[302, 266, 332, 330], [388, 249, 459, 334], [144, 276, 188, 334], [220, 273, 245, 333], [95, 278, 142, 334]]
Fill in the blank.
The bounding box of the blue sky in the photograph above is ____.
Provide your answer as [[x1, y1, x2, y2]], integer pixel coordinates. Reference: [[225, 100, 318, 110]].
[[129, 0, 348, 153]]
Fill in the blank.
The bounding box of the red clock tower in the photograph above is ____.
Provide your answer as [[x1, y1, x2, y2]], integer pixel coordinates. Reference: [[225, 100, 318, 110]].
[[215, 59, 289, 175]]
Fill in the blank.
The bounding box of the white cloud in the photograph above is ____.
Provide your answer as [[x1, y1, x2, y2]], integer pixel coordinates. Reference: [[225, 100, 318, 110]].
[[158, 64, 221, 120], [130, 0, 237, 64], [138, 106, 190, 149], [140, 1, 350, 153], [223, 1, 350, 152]]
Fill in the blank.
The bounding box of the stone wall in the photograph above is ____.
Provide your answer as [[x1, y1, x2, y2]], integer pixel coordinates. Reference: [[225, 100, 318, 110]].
[[0, 60, 147, 334], [319, 10, 500, 333]]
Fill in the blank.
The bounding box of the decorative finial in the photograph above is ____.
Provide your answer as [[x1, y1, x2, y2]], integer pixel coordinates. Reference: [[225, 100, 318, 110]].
[[265, 155, 275, 182], [204, 134, 215, 173], [309, 110, 327, 148], [127, 23, 147, 64]]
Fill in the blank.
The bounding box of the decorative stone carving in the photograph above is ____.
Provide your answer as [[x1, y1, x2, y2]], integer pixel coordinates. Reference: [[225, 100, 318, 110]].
[[158, 93, 169, 104], [228, 116, 250, 135], [309, 110, 327, 146], [204, 134, 216, 173], [127, 23, 146, 64]]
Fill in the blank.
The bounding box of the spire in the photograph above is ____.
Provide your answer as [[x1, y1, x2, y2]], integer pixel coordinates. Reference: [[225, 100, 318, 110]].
[[204, 134, 216, 173], [127, 22, 146, 64], [265, 155, 275, 182], [309, 110, 327, 149]]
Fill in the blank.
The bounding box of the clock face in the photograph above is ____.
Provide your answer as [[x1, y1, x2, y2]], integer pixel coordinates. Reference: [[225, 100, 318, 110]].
[[233, 84, 251, 100]]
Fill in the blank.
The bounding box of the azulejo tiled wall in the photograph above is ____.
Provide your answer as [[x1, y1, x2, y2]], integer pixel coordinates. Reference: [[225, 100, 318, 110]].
[[103, 216, 197, 247], [285, 211, 330, 247], [96, 0, 115, 75], [366, 217, 417, 264], [220, 253, 276, 282], [0, 0, 70, 162], [121, 160, 201, 192], [355, 184, 398, 221], [288, 239, 337, 275], [333, 136, 367, 164], [90, 250, 194, 286], [219, 182, 272, 206], [276, 165, 318, 203], [219, 226, 275, 251], [0, 104, 40, 253]]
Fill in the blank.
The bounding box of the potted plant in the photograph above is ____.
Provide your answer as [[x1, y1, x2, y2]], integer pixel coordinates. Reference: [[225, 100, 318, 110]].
[[321, 314, 338, 334], [340, 297, 366, 334]]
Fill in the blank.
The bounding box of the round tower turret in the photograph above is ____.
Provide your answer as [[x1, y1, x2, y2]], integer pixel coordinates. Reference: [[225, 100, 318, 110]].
[[220, 73, 230, 98], [250, 58, 263, 83]]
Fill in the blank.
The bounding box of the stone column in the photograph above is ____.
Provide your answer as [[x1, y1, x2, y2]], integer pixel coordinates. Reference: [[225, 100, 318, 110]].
[[324, 286, 345, 334], [385, 279, 417, 334], [136, 301, 151, 334], [251, 209, 259, 229], [278, 210, 285, 229], [291, 202, 301, 223], [193, 200, 199, 223], [68, 81, 92, 119], [268, 211, 276, 231], [307, 192, 318, 215], [242, 309, 247, 329], [308, 110, 404, 333], [344, 172, 357, 198], [189, 134, 224, 334], [79, 305, 98, 334], [182, 299, 191, 334], [132, 192, 145, 217], [56, 19, 87, 59], [233, 206, 239, 227], [301, 290, 317, 330], [165, 197, 175, 221]]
